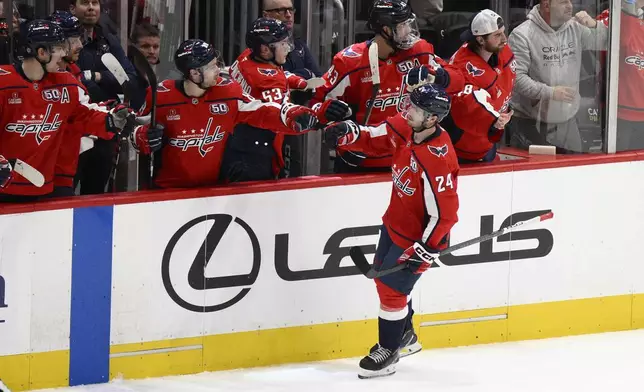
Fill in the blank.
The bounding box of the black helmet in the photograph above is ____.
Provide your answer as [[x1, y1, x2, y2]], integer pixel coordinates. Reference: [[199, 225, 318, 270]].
[[367, 0, 413, 33], [174, 39, 217, 76], [47, 11, 81, 39], [246, 18, 290, 55], [409, 84, 451, 122], [20, 19, 65, 58]]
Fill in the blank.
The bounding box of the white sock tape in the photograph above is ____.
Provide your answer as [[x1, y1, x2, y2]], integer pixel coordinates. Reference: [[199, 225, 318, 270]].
[[379, 306, 409, 321]]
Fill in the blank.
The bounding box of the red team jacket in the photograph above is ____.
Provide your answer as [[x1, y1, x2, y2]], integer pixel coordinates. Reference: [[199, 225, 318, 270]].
[[229, 48, 308, 174], [444, 44, 516, 161], [348, 114, 459, 250], [135, 78, 309, 189], [598, 10, 644, 122], [313, 40, 465, 168], [0, 65, 110, 196]]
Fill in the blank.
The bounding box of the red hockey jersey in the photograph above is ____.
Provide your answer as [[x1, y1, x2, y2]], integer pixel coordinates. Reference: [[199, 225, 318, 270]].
[[444, 44, 516, 161], [229, 48, 308, 174], [54, 63, 114, 188], [348, 114, 459, 250], [0, 65, 110, 196], [136, 78, 308, 189], [313, 40, 465, 168]]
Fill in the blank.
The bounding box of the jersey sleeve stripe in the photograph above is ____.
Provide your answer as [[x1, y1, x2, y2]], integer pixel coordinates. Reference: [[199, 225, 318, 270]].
[[324, 66, 368, 100], [238, 99, 281, 112], [413, 151, 441, 245], [361, 122, 388, 138], [473, 89, 501, 118], [420, 171, 440, 244]]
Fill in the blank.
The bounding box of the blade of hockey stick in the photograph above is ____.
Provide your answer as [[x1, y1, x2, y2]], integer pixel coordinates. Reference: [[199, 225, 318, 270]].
[[128, 44, 158, 180], [101, 53, 129, 85], [304, 77, 326, 90], [101, 53, 134, 192], [362, 41, 380, 125], [101, 53, 131, 104], [9, 159, 44, 187], [351, 211, 555, 279]]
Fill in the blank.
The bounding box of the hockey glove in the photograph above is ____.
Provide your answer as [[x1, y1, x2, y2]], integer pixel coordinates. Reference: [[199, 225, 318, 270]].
[[0, 155, 13, 189], [131, 124, 164, 154], [313, 100, 352, 124], [106, 104, 135, 134], [397, 242, 440, 275], [98, 99, 119, 110], [323, 121, 360, 148], [280, 103, 320, 133], [405, 65, 449, 91]]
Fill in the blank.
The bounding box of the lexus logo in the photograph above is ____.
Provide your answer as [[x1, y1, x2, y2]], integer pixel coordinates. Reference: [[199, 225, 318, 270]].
[[161, 214, 261, 312]]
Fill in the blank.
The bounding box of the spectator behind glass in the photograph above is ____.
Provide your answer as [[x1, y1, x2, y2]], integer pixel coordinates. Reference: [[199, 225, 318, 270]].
[[507, 0, 608, 153], [262, 0, 321, 79], [0, 3, 21, 65], [599, 0, 644, 151], [71, 0, 143, 195], [132, 22, 160, 66]]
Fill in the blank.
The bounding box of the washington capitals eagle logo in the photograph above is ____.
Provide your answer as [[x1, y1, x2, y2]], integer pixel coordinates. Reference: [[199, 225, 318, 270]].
[[341, 46, 361, 58], [257, 68, 278, 76], [466, 62, 485, 77], [428, 144, 449, 157]]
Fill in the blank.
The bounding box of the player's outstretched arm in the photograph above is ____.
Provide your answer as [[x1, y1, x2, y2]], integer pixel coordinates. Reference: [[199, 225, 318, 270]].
[[236, 94, 319, 135], [323, 119, 396, 153], [405, 62, 465, 95]]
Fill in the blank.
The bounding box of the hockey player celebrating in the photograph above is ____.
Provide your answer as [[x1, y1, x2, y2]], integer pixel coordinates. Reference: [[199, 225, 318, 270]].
[[324, 84, 459, 379], [225, 18, 350, 181], [313, 0, 464, 173], [440, 9, 516, 163], [131, 39, 320, 189], [47, 10, 115, 196], [0, 20, 134, 202]]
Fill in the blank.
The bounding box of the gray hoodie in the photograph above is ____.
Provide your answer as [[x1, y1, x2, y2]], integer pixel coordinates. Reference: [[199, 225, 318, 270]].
[[508, 5, 608, 124]]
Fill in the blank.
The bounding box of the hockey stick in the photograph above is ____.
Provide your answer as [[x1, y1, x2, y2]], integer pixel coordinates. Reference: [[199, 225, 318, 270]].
[[350, 211, 554, 279], [9, 159, 44, 188], [0, 377, 12, 392], [101, 53, 133, 193], [362, 41, 380, 125], [128, 44, 158, 181]]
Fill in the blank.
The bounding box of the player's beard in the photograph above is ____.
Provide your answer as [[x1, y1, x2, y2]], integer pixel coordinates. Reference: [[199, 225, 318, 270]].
[[484, 40, 505, 54]]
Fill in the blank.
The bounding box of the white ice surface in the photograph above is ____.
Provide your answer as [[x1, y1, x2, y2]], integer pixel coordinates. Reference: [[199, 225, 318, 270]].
[[33, 329, 644, 392]]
